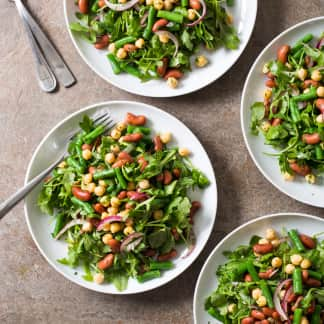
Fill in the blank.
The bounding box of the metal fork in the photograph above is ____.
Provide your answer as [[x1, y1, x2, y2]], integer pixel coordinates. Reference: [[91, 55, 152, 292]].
[[0, 112, 114, 220]]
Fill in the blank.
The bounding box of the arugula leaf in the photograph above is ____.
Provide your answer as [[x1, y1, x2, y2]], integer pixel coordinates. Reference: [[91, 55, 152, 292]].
[[250, 102, 265, 135]]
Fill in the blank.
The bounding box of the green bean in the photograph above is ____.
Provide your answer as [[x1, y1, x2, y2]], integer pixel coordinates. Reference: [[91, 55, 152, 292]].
[[293, 308, 303, 324], [260, 280, 274, 308], [137, 270, 161, 283], [121, 64, 141, 78], [157, 10, 183, 23], [110, 184, 122, 197], [83, 125, 105, 144], [114, 36, 137, 49], [308, 270, 322, 280], [52, 213, 65, 237], [149, 261, 173, 270], [143, 7, 156, 39], [173, 6, 188, 16], [311, 305, 321, 324], [315, 145, 324, 160], [106, 184, 116, 193], [288, 229, 305, 252], [181, 0, 188, 7], [290, 100, 301, 123], [292, 48, 304, 60], [91, 2, 99, 12], [93, 169, 115, 181], [107, 53, 121, 74], [127, 125, 151, 135], [71, 197, 94, 214], [114, 168, 127, 189], [75, 138, 88, 169], [293, 268, 303, 295], [291, 33, 313, 54], [66, 156, 85, 174], [292, 87, 317, 103], [226, 0, 234, 6], [246, 261, 259, 281]]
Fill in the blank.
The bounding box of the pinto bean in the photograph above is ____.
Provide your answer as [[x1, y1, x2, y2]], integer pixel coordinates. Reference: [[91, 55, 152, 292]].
[[272, 118, 282, 126], [118, 151, 133, 162], [93, 203, 105, 214], [153, 135, 163, 152], [289, 162, 311, 176], [125, 112, 146, 126], [244, 273, 253, 282], [253, 243, 273, 255], [164, 69, 183, 79], [261, 308, 274, 317], [305, 278, 321, 287], [251, 310, 265, 320], [258, 268, 275, 279], [156, 173, 164, 182], [302, 133, 321, 144], [123, 44, 137, 53], [265, 79, 277, 88], [287, 292, 297, 303], [299, 234, 316, 249], [112, 159, 129, 168], [81, 144, 92, 150], [189, 201, 201, 224], [107, 239, 121, 253], [95, 35, 109, 49], [72, 186, 91, 201], [157, 57, 169, 77], [241, 317, 254, 324], [152, 19, 169, 32], [272, 311, 280, 320], [138, 157, 148, 172], [88, 166, 96, 174], [303, 79, 319, 89], [172, 168, 181, 178], [118, 191, 127, 199], [302, 270, 309, 282], [189, 0, 201, 9], [163, 170, 173, 185], [157, 249, 177, 261], [98, 0, 106, 7], [78, 0, 88, 14], [277, 45, 290, 64], [316, 99, 324, 113], [121, 133, 143, 142], [97, 253, 114, 270]]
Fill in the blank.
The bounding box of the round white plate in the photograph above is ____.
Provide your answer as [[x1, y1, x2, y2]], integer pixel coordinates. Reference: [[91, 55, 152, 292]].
[[193, 212, 324, 323], [63, 0, 257, 97], [241, 17, 324, 208], [24, 101, 217, 294]]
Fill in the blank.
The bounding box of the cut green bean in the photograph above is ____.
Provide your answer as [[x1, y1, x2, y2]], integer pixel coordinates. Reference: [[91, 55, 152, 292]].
[[53, 213, 65, 237], [293, 268, 303, 295], [127, 125, 151, 135], [114, 168, 127, 189], [260, 280, 274, 308], [308, 270, 322, 281], [288, 229, 305, 252], [137, 270, 161, 283], [149, 261, 173, 270], [115, 36, 137, 49], [83, 125, 105, 144], [157, 10, 183, 23], [291, 33, 313, 53], [93, 169, 115, 181], [181, 0, 188, 7], [71, 197, 94, 214], [292, 87, 317, 102], [121, 64, 141, 78], [311, 305, 321, 324], [107, 53, 121, 74], [246, 261, 259, 282], [293, 308, 303, 324], [66, 156, 85, 174], [290, 100, 301, 123], [143, 7, 156, 39], [173, 6, 188, 16], [315, 145, 324, 160], [75, 138, 87, 170]]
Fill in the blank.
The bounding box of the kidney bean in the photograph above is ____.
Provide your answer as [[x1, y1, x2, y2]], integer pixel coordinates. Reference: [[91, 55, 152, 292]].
[[125, 112, 146, 126], [138, 156, 148, 172], [125, 202, 135, 210], [156, 173, 164, 182], [95, 35, 109, 49], [287, 292, 298, 303], [299, 234, 316, 249], [98, 0, 106, 7], [316, 99, 324, 113], [258, 268, 275, 279], [251, 310, 265, 320], [107, 239, 121, 253], [289, 162, 311, 176], [302, 270, 309, 282], [78, 0, 88, 14], [253, 243, 273, 255], [241, 317, 254, 324], [172, 168, 181, 178], [93, 203, 105, 214], [153, 135, 163, 152], [189, 201, 201, 224], [88, 218, 100, 228], [303, 79, 319, 89], [157, 57, 169, 77], [305, 278, 321, 287], [261, 308, 274, 317], [123, 44, 137, 53], [72, 186, 91, 201], [277, 45, 290, 64], [81, 143, 92, 150], [244, 273, 253, 282], [267, 72, 275, 79], [112, 159, 129, 168], [265, 79, 277, 88], [152, 19, 168, 32], [260, 321, 269, 324], [305, 55, 314, 68], [291, 296, 303, 311], [157, 249, 177, 261], [271, 118, 282, 126], [302, 133, 321, 144], [189, 0, 201, 10], [272, 311, 280, 320], [122, 133, 143, 142], [164, 69, 183, 79], [118, 191, 127, 199], [163, 170, 173, 185], [118, 151, 133, 162], [143, 249, 156, 257], [97, 253, 114, 270], [88, 166, 96, 174]]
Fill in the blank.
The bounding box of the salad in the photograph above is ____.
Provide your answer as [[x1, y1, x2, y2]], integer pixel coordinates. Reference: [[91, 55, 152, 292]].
[[38, 111, 209, 291], [205, 227, 324, 323], [70, 0, 239, 88], [250, 33, 324, 184]]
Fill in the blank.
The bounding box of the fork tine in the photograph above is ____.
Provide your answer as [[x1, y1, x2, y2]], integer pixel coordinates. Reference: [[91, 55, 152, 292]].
[[93, 111, 110, 124], [94, 114, 111, 127]]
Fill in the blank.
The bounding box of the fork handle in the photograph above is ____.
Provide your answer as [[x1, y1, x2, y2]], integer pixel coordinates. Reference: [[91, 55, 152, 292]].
[[0, 156, 62, 220]]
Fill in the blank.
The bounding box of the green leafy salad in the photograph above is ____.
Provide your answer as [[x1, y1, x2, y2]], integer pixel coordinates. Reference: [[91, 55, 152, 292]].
[[70, 0, 239, 88], [250, 33, 324, 184], [205, 227, 324, 324], [38, 111, 209, 290]]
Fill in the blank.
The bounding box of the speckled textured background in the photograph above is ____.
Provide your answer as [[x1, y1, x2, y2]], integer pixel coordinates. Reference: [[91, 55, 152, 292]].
[[0, 1, 324, 323]]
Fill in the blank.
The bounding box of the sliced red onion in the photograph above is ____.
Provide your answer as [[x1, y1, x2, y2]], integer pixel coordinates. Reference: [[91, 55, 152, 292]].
[[97, 215, 123, 231], [186, 0, 207, 27], [104, 0, 139, 11], [182, 230, 196, 258], [154, 30, 179, 57], [54, 219, 88, 240], [273, 279, 292, 321], [140, 10, 149, 27], [133, 3, 141, 11], [128, 191, 149, 201], [268, 268, 279, 278], [316, 38, 324, 49], [120, 232, 143, 252]]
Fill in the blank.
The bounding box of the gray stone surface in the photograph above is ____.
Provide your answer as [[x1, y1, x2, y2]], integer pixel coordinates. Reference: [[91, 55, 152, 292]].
[[1, 0, 324, 323]]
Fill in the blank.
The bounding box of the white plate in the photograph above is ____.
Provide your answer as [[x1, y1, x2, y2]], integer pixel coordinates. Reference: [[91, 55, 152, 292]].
[[24, 101, 217, 294], [241, 17, 324, 208], [193, 212, 324, 323], [63, 0, 257, 97]]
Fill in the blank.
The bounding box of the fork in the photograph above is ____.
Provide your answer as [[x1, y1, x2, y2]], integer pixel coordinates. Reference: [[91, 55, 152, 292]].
[[0, 112, 114, 220]]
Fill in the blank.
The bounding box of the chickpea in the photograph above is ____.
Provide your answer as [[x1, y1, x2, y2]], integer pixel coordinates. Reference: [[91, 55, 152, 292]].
[[153, 210, 164, 220], [110, 222, 123, 233], [258, 238, 269, 245], [110, 144, 120, 153], [251, 288, 262, 300], [178, 147, 190, 157], [115, 122, 126, 132], [260, 120, 271, 132], [86, 182, 95, 193], [271, 239, 281, 248], [102, 233, 113, 245], [283, 171, 295, 181], [256, 296, 267, 307], [301, 317, 310, 324], [290, 254, 303, 265], [271, 257, 283, 268], [153, 0, 164, 9], [138, 179, 150, 189], [300, 258, 311, 269], [316, 114, 324, 123], [160, 132, 172, 144], [317, 86, 324, 97], [285, 62, 293, 70], [279, 289, 286, 300], [264, 88, 272, 100], [111, 129, 122, 140], [105, 152, 116, 164], [146, 0, 154, 5], [305, 174, 316, 184], [94, 186, 106, 196], [93, 272, 105, 284], [83, 173, 93, 184], [81, 221, 93, 233], [100, 195, 110, 207], [108, 43, 116, 53], [108, 206, 119, 215], [195, 55, 208, 68], [127, 181, 136, 191], [265, 228, 276, 241], [123, 226, 135, 236], [262, 63, 270, 74], [125, 218, 134, 226], [159, 33, 169, 44], [297, 68, 307, 81], [187, 8, 196, 20], [164, 0, 173, 10], [110, 197, 121, 207], [285, 263, 295, 274], [167, 77, 178, 89], [58, 161, 67, 168], [118, 210, 129, 218], [101, 212, 109, 220], [117, 48, 128, 59], [227, 304, 236, 313], [98, 180, 107, 188], [311, 70, 322, 82], [82, 149, 92, 160]]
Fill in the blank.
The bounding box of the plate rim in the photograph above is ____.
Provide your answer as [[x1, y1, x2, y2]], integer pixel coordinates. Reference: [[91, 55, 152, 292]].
[[24, 100, 218, 295], [193, 211, 324, 323], [240, 16, 324, 208], [63, 0, 258, 98]]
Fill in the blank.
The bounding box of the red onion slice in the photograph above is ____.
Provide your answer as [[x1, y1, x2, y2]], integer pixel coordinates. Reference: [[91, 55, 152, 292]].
[[154, 30, 179, 57], [186, 0, 207, 27], [273, 279, 292, 321], [316, 38, 324, 49], [97, 215, 123, 231], [120, 232, 143, 252], [140, 10, 149, 27], [104, 0, 139, 11], [54, 219, 88, 240]]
